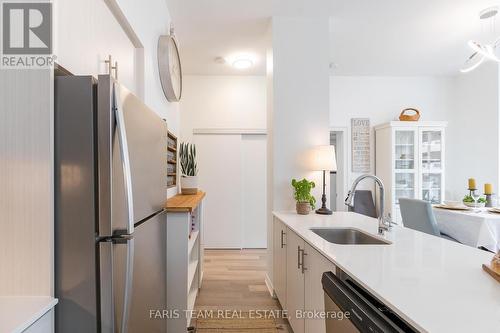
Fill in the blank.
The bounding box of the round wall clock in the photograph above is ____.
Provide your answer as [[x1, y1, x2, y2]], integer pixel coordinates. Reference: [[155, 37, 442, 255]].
[[158, 34, 182, 102]]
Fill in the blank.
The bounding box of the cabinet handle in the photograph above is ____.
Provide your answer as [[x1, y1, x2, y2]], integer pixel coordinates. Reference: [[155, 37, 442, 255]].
[[297, 246, 301, 269], [280, 230, 286, 248], [105, 55, 118, 79], [298, 247, 307, 273], [301, 250, 307, 274], [114, 61, 119, 79]]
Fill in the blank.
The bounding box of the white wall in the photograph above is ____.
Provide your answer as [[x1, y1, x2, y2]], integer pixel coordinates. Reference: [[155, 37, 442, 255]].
[[446, 63, 500, 200], [270, 17, 331, 211], [330, 76, 455, 194], [267, 15, 331, 286], [180, 76, 266, 141]]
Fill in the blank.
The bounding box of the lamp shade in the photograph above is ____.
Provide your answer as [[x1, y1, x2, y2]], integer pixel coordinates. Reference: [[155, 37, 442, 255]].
[[311, 145, 337, 171]]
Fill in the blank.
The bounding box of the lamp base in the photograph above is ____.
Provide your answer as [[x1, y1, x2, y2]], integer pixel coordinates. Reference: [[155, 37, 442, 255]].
[[316, 170, 333, 215], [316, 207, 332, 215]]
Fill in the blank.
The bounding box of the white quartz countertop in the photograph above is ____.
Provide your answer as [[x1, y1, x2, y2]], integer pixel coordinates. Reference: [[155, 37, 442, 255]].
[[274, 211, 500, 333], [0, 296, 58, 333]]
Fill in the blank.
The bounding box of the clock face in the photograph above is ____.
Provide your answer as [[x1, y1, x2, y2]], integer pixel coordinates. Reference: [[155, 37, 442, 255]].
[[158, 35, 182, 102]]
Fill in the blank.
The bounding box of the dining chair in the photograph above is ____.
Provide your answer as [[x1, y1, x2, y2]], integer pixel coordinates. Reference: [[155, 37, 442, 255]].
[[348, 190, 378, 218], [399, 198, 460, 242]]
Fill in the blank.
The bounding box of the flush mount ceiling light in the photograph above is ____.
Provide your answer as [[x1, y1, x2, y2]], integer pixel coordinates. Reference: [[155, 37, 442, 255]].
[[461, 6, 500, 72], [225, 53, 256, 70], [232, 57, 253, 69]]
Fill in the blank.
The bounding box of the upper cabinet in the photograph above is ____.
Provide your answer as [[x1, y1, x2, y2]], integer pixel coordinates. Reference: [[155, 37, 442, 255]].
[[56, 0, 138, 92], [375, 121, 447, 223]]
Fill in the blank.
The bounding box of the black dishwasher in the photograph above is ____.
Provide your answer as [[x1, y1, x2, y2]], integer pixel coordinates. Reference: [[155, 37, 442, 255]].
[[322, 270, 420, 333]]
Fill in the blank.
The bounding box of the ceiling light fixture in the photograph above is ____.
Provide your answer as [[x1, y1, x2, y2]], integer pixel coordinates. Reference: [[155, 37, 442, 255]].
[[480, 6, 499, 20], [232, 57, 253, 69], [214, 56, 226, 64], [461, 6, 500, 72], [460, 52, 485, 73], [467, 39, 500, 62]]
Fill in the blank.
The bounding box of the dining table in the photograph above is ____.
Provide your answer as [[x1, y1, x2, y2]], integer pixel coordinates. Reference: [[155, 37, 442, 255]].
[[433, 206, 500, 252]]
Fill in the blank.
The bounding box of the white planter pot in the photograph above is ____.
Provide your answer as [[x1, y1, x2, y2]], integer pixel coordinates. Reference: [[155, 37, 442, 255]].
[[181, 175, 198, 195]]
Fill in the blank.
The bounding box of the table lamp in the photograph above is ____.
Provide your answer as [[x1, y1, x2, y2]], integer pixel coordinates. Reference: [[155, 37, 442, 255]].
[[312, 145, 337, 215]]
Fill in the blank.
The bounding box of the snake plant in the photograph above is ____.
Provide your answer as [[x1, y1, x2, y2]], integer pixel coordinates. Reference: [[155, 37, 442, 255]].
[[179, 142, 198, 176]]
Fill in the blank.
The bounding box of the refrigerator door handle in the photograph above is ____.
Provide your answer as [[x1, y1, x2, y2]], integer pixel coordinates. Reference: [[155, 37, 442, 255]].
[[113, 82, 135, 234], [116, 237, 134, 333]]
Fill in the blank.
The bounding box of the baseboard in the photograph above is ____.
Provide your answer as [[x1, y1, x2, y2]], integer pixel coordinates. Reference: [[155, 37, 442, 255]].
[[265, 273, 276, 299]]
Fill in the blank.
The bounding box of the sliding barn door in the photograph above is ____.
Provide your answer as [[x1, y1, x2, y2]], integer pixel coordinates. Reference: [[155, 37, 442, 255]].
[[194, 134, 243, 248], [193, 133, 267, 249], [241, 135, 267, 248]]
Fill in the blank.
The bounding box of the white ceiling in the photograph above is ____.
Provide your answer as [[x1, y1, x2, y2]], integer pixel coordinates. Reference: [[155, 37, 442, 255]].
[[166, 0, 500, 76]]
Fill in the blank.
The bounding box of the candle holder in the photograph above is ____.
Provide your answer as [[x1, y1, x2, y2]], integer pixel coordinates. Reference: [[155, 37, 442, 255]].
[[468, 188, 477, 197], [485, 193, 493, 207]]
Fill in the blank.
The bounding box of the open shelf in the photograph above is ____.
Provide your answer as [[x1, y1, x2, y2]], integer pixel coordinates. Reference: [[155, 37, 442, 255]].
[[187, 281, 198, 324], [188, 230, 199, 257], [188, 287, 197, 311], [166, 197, 204, 332], [187, 259, 199, 293], [167, 131, 178, 188]]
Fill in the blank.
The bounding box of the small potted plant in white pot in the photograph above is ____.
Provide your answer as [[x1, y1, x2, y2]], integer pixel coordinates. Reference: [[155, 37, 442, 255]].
[[291, 178, 316, 215], [179, 142, 198, 195]]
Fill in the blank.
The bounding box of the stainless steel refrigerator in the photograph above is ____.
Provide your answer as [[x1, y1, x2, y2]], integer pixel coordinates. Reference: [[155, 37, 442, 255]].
[[55, 75, 168, 333]]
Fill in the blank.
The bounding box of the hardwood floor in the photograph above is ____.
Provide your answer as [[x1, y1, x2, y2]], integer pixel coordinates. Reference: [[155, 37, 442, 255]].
[[193, 249, 291, 332]]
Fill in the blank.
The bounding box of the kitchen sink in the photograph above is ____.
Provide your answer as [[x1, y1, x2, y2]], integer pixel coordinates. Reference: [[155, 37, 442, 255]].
[[310, 228, 391, 245]]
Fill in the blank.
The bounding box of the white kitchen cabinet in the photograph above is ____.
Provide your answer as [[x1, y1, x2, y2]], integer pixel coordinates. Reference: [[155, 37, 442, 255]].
[[56, 0, 138, 93], [272, 225, 336, 333], [375, 121, 447, 223], [273, 218, 287, 307], [304, 243, 336, 333], [286, 228, 305, 333]]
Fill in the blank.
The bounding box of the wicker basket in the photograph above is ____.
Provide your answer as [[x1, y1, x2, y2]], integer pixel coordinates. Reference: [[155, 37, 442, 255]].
[[399, 108, 421, 121]]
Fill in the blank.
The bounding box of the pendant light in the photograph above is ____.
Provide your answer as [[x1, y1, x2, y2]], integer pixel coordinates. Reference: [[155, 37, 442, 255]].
[[461, 6, 500, 72], [460, 51, 485, 73]]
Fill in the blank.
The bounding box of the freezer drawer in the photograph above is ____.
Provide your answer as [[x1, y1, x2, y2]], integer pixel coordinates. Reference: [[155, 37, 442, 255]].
[[100, 211, 168, 333]]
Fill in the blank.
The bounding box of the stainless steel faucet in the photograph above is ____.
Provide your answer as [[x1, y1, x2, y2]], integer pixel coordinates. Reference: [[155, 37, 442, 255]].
[[345, 174, 392, 235]]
